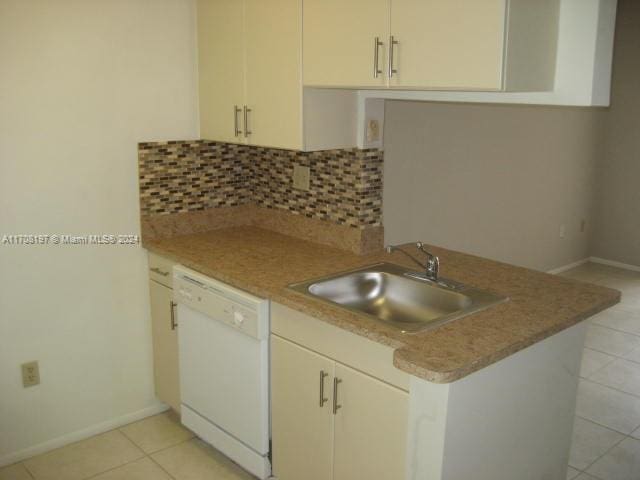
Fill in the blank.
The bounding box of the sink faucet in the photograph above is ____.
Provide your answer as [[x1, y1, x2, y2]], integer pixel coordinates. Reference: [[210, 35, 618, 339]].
[[385, 242, 440, 282]]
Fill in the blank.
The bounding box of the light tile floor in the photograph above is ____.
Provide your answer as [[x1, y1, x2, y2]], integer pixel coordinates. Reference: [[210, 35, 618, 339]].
[[0, 411, 253, 480], [561, 262, 640, 480], [4, 261, 640, 480]]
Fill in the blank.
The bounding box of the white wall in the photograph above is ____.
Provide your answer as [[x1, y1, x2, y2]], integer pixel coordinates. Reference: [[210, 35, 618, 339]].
[[592, 0, 640, 267], [383, 101, 603, 272], [0, 0, 198, 463]]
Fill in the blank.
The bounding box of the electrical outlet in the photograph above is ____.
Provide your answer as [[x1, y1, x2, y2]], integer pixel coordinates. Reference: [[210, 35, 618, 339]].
[[292, 165, 310, 191], [366, 119, 380, 142], [21, 361, 40, 387]]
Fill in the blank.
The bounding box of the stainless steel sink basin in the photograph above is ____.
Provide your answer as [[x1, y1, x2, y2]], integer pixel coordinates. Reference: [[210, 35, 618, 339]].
[[289, 263, 507, 334]]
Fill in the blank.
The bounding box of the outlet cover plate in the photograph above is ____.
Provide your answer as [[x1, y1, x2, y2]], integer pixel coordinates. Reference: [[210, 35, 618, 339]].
[[293, 165, 310, 191], [22, 361, 40, 387]]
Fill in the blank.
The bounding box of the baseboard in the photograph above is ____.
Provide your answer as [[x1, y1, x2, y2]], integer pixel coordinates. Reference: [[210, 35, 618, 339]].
[[547, 257, 640, 275], [590, 257, 640, 273], [547, 258, 590, 275], [0, 402, 169, 467]]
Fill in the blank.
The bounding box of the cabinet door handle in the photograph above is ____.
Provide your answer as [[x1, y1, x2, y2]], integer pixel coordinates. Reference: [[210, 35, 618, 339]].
[[388, 35, 399, 78], [150, 267, 169, 276], [373, 37, 384, 78], [234, 105, 242, 137], [169, 301, 178, 330], [319, 371, 329, 407], [332, 377, 342, 414], [243, 105, 252, 137]]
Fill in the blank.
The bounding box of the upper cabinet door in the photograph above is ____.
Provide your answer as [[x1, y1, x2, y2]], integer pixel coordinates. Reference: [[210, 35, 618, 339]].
[[303, 0, 390, 88], [244, 0, 302, 150], [389, 0, 507, 90], [197, 0, 245, 143], [333, 363, 409, 480]]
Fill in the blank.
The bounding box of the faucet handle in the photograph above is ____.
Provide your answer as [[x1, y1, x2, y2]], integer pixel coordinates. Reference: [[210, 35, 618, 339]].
[[416, 242, 439, 280], [416, 242, 432, 256]]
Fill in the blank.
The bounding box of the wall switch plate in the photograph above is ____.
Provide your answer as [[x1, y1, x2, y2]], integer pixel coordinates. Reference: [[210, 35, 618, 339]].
[[580, 219, 587, 232], [22, 361, 40, 387], [292, 164, 310, 191], [559, 224, 566, 239]]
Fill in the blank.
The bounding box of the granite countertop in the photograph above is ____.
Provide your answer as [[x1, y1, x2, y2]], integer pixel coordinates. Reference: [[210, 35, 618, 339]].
[[145, 226, 620, 383]]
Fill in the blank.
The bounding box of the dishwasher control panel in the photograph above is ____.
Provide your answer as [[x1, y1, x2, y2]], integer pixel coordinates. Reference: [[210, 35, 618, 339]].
[[173, 265, 269, 340]]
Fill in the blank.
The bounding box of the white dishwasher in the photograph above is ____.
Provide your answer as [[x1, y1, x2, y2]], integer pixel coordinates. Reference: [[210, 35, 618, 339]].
[[173, 265, 271, 479]]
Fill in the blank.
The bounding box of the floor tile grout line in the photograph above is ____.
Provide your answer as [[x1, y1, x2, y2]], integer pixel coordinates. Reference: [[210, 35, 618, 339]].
[[582, 344, 640, 363], [566, 464, 583, 476], [117, 427, 151, 455], [580, 347, 618, 380], [580, 373, 640, 401], [588, 322, 640, 339], [590, 321, 640, 338], [614, 305, 640, 315], [147, 453, 178, 480], [574, 414, 640, 437], [147, 435, 195, 457], [579, 428, 629, 477], [21, 461, 36, 480], [574, 413, 636, 435], [582, 346, 638, 361], [585, 363, 640, 393], [81, 454, 146, 480]]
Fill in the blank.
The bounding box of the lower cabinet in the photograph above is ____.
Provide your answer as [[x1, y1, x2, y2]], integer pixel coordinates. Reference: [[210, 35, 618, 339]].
[[149, 278, 180, 412], [271, 335, 408, 480]]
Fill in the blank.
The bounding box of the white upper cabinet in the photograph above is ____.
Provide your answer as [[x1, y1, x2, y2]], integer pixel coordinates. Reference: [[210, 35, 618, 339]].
[[303, 0, 390, 88], [303, 0, 561, 92], [244, 0, 303, 149], [197, 0, 360, 151], [197, 0, 245, 143], [389, 0, 506, 90], [198, 0, 303, 150]]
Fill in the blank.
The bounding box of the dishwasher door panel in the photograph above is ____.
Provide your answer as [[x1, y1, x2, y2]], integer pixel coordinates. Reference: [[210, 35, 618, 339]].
[[177, 303, 270, 454]]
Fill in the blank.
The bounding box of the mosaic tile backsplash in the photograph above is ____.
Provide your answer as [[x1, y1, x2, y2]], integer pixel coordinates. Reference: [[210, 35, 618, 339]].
[[139, 141, 383, 229], [138, 141, 249, 215]]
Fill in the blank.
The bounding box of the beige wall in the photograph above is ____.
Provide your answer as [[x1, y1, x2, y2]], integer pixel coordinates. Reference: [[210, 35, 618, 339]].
[[592, 0, 640, 267], [0, 0, 198, 463], [383, 101, 603, 271]]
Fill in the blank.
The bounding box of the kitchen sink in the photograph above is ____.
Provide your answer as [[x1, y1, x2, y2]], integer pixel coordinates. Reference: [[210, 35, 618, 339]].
[[289, 263, 508, 334]]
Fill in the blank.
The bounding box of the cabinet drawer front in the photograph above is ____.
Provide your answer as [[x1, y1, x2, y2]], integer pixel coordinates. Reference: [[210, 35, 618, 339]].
[[148, 253, 175, 288]]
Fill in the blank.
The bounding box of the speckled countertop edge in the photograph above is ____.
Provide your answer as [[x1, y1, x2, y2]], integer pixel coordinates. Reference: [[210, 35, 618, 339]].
[[144, 226, 620, 383]]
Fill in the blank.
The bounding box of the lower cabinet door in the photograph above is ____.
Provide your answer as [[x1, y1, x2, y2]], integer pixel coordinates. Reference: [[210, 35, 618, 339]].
[[149, 279, 180, 412], [271, 335, 335, 480], [333, 363, 409, 480]]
